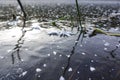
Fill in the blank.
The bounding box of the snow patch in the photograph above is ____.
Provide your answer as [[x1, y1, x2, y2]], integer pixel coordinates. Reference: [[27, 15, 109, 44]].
[[7, 49, 12, 53], [0, 56, 4, 59], [68, 67, 72, 72], [77, 71, 80, 74], [53, 51, 57, 55], [19, 71, 27, 77], [59, 76, 65, 80], [91, 60, 94, 63], [89, 78, 92, 80], [47, 54, 51, 56], [43, 64, 47, 67], [104, 42, 110, 46], [90, 66, 96, 72], [66, 55, 70, 58], [36, 68, 42, 72], [81, 52, 86, 55], [104, 47, 108, 51]]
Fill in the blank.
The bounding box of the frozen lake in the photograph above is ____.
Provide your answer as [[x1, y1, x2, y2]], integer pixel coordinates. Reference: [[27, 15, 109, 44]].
[[0, 27, 120, 80]]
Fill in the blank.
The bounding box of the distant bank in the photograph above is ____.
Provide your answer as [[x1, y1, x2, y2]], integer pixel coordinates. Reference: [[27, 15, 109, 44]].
[[0, 0, 120, 6]]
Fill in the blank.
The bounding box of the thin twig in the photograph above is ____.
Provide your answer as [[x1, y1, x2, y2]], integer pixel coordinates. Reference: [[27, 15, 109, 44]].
[[17, 0, 27, 30], [11, 0, 27, 64], [62, 0, 85, 77]]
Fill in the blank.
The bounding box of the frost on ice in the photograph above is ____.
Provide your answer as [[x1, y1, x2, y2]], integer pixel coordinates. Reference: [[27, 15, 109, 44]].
[[59, 76, 65, 80], [90, 66, 96, 72], [89, 78, 92, 80], [94, 54, 97, 57]]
